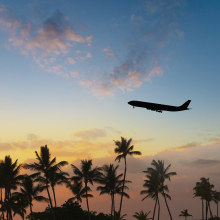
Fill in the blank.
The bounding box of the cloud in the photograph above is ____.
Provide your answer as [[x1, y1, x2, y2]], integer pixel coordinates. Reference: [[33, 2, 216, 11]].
[[73, 128, 107, 141], [86, 53, 92, 58], [67, 57, 76, 64], [105, 127, 121, 135], [132, 138, 155, 144], [0, 8, 92, 78], [70, 71, 78, 78], [163, 142, 200, 152]]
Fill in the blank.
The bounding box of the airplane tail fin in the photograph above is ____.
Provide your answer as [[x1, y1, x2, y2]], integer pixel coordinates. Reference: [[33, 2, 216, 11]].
[[180, 100, 191, 109]]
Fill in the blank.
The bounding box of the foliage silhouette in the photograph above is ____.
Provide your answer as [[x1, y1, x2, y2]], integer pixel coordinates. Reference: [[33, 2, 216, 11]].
[[114, 137, 142, 219], [179, 209, 193, 220]]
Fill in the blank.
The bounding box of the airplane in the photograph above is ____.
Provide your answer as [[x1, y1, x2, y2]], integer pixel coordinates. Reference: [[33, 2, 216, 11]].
[[128, 100, 191, 113]]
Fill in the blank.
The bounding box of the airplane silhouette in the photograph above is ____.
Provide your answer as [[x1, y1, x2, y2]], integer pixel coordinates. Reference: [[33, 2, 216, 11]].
[[128, 100, 191, 113]]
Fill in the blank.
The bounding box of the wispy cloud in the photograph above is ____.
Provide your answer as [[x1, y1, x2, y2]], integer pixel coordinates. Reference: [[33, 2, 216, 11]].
[[73, 128, 107, 141]]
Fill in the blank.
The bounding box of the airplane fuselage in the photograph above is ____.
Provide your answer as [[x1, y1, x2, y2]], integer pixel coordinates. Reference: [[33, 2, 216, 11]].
[[128, 100, 191, 113]]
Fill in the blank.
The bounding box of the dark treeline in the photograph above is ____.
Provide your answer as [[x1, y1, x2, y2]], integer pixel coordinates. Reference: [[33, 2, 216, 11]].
[[0, 137, 219, 220]]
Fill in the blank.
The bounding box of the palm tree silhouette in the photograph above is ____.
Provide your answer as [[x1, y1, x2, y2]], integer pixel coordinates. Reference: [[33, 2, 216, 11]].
[[65, 179, 93, 203], [48, 170, 69, 208], [23, 145, 68, 220], [12, 174, 49, 220], [96, 163, 131, 218], [179, 209, 193, 220], [193, 177, 214, 220], [70, 159, 103, 220], [114, 137, 142, 218], [144, 160, 176, 220], [141, 169, 171, 220], [133, 210, 151, 220], [113, 210, 127, 220], [11, 195, 28, 220], [0, 155, 24, 220], [212, 190, 220, 217]]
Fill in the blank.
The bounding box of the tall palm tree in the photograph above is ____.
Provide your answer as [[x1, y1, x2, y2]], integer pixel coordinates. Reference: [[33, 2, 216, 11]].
[[133, 210, 151, 220], [70, 159, 103, 220], [96, 164, 131, 218], [23, 145, 68, 220], [12, 174, 49, 220], [114, 137, 142, 218], [0, 156, 24, 220], [65, 179, 93, 203], [179, 209, 193, 220], [144, 160, 176, 220]]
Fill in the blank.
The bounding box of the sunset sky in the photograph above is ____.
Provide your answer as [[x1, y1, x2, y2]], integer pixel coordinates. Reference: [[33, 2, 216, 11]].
[[0, 1, 220, 219]]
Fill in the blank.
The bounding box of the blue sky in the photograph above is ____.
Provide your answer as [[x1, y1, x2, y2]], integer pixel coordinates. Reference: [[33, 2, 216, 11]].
[[0, 1, 220, 219]]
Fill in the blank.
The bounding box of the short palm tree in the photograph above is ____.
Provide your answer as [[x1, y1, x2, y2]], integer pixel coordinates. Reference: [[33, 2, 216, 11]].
[[0, 155, 24, 220], [193, 177, 215, 220], [70, 159, 103, 220], [65, 179, 93, 203], [114, 137, 142, 218], [12, 174, 49, 220], [114, 210, 127, 220], [96, 163, 131, 217], [213, 191, 220, 217], [144, 160, 176, 220], [141, 169, 171, 220], [23, 145, 68, 220], [133, 210, 151, 220], [47, 169, 69, 207], [179, 209, 193, 220], [11, 195, 29, 220]]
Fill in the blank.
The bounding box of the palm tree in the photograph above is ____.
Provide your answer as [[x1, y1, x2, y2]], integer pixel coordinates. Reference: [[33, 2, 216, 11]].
[[213, 191, 220, 217], [65, 179, 93, 203], [133, 210, 151, 220], [193, 177, 215, 220], [0, 156, 24, 220], [179, 209, 193, 220], [70, 159, 103, 220], [96, 164, 131, 218], [12, 174, 49, 220], [141, 170, 171, 220], [23, 145, 68, 220], [114, 137, 142, 218], [11, 195, 29, 220], [143, 160, 176, 220], [47, 169, 69, 208], [113, 210, 127, 220]]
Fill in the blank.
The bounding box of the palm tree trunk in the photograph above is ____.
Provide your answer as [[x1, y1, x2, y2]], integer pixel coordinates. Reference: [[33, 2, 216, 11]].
[[153, 196, 158, 220], [118, 157, 127, 218], [113, 193, 115, 220], [158, 196, 160, 220], [46, 184, 56, 220], [29, 201, 33, 220], [162, 189, 173, 220], [85, 182, 90, 220], [208, 201, 213, 218], [1, 188, 5, 220], [202, 199, 204, 220], [206, 200, 208, 220], [110, 193, 113, 217], [9, 192, 12, 220], [52, 186, 57, 208]]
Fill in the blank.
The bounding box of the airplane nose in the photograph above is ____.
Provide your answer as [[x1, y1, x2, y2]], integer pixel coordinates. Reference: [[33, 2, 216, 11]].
[[128, 101, 131, 105]]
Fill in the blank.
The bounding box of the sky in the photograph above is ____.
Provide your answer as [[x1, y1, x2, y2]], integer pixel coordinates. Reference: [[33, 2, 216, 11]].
[[0, 0, 220, 219]]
